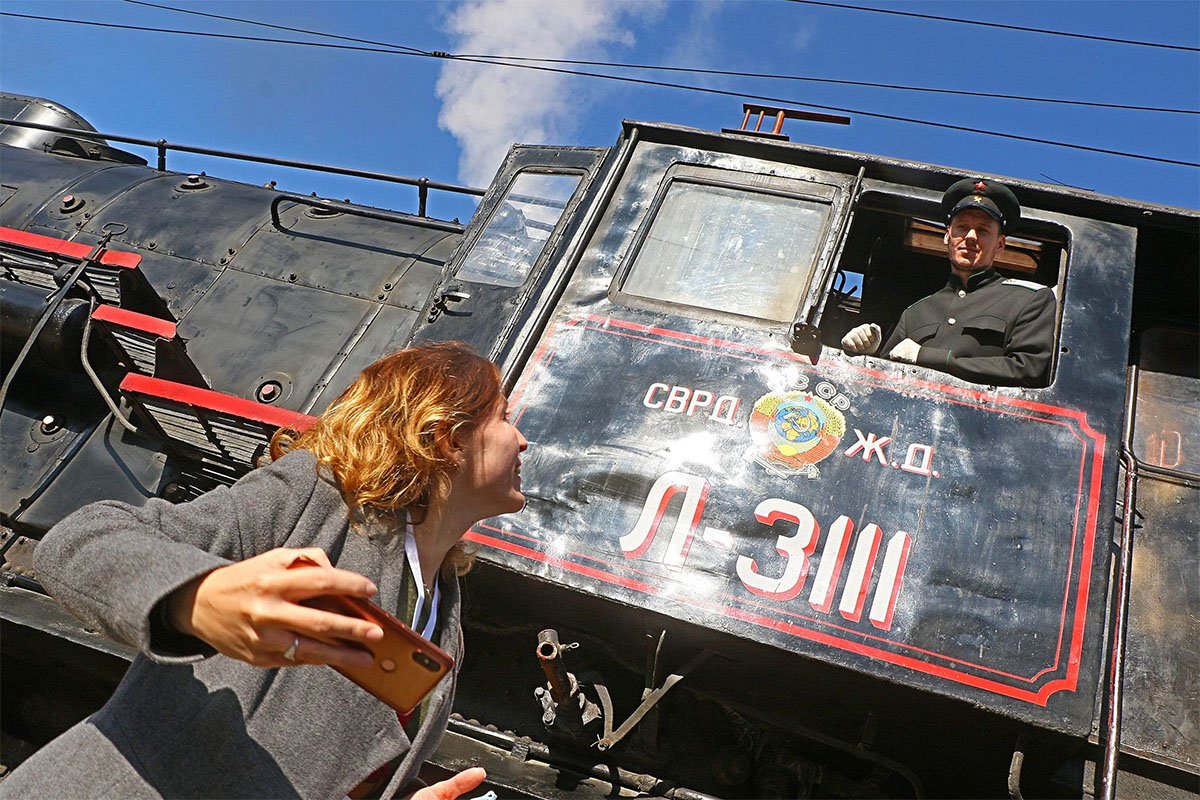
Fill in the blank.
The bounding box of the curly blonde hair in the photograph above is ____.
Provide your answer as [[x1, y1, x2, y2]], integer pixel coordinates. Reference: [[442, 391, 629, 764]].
[[270, 342, 501, 574]]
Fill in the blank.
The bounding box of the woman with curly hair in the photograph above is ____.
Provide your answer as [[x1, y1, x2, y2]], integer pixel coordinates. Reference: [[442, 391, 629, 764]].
[[2, 342, 526, 800]]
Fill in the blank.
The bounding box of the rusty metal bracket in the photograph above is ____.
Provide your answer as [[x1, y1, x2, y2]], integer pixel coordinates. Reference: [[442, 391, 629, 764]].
[[593, 649, 711, 751]]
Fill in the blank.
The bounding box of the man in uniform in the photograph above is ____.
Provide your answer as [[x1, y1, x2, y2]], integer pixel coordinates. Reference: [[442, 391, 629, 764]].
[[841, 178, 1056, 388]]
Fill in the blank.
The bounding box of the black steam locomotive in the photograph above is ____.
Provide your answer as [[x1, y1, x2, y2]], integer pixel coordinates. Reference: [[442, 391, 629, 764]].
[[1, 93, 1196, 798]]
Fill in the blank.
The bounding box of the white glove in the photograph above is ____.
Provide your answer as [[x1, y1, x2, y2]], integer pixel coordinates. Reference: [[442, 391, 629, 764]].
[[841, 323, 882, 355], [888, 338, 921, 364]]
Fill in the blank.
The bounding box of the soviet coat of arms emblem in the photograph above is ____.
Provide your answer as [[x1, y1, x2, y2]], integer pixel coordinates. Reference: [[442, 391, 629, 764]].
[[746, 390, 846, 478]]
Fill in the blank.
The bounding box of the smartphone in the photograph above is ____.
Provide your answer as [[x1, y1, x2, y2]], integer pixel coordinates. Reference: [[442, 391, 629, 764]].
[[287, 555, 454, 714]]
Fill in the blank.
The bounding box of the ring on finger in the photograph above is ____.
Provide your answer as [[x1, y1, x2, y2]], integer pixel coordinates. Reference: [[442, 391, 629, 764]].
[[283, 637, 299, 662]]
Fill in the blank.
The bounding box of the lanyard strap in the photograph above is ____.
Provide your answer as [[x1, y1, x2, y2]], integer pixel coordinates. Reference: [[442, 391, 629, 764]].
[[403, 512, 439, 641]]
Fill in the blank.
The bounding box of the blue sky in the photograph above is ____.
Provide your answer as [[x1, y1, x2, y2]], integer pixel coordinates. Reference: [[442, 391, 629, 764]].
[[2, 0, 1197, 223]]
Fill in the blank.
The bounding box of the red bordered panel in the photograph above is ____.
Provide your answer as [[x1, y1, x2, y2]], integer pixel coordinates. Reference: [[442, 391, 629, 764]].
[[467, 313, 1107, 716]]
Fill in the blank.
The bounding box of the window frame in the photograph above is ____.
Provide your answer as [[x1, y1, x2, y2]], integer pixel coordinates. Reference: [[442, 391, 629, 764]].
[[819, 188, 1072, 389], [453, 166, 589, 288], [607, 163, 845, 330]]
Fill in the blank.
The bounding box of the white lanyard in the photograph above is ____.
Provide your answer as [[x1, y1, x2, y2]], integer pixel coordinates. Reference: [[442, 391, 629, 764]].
[[403, 513, 439, 641]]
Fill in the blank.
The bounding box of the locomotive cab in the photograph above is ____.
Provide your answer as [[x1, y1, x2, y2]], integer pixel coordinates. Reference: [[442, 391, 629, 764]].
[[2, 98, 1197, 798]]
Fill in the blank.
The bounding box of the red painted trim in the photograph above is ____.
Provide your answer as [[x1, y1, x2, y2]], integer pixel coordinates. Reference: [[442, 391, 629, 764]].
[[577, 312, 1093, 420], [120, 373, 317, 431], [465, 530, 659, 594], [471, 522, 1063, 705], [0, 225, 141, 268], [91, 305, 176, 339], [99, 250, 141, 268]]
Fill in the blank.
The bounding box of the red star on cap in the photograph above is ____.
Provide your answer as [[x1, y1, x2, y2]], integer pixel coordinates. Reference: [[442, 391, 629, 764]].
[[974, 181, 987, 190]]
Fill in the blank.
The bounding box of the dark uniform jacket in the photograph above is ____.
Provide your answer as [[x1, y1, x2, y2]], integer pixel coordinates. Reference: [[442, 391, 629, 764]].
[[882, 267, 1056, 388], [4, 450, 460, 800]]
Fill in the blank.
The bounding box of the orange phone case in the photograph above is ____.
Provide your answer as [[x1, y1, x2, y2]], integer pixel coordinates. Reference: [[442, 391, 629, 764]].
[[288, 556, 454, 714]]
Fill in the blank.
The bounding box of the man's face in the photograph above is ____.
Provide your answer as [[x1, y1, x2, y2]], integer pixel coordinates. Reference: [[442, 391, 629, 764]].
[[944, 208, 1005, 274]]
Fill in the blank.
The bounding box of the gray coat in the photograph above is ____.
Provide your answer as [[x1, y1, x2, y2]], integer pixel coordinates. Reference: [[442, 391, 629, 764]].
[[2, 449, 461, 799]]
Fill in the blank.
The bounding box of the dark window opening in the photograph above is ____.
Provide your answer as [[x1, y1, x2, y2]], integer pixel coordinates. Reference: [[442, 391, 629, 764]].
[[820, 193, 1065, 385]]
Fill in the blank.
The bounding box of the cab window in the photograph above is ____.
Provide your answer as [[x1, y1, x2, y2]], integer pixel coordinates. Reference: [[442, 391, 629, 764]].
[[615, 174, 836, 324], [820, 192, 1065, 385], [456, 170, 583, 287]]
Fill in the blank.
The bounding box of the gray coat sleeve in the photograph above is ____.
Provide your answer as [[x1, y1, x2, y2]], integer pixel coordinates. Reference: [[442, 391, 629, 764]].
[[32, 451, 325, 661]]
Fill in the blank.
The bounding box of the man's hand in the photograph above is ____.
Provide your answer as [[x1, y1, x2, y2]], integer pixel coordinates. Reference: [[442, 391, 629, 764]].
[[168, 547, 383, 669], [888, 338, 921, 364], [410, 768, 487, 800], [841, 323, 882, 355]]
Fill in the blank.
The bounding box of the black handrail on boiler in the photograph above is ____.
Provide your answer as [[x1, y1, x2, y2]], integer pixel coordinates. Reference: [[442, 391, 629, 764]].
[[0, 118, 485, 218]]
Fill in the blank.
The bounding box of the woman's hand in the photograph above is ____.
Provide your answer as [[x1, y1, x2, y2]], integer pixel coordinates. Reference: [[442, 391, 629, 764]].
[[167, 547, 384, 669], [410, 768, 487, 800]]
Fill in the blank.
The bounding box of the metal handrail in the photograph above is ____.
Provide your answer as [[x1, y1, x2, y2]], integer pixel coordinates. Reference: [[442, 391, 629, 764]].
[[269, 194, 465, 234], [1099, 363, 1199, 799], [0, 117, 485, 216]]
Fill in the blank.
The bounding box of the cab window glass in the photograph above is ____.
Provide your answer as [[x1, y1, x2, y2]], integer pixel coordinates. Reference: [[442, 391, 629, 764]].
[[457, 171, 582, 287], [620, 180, 832, 323]]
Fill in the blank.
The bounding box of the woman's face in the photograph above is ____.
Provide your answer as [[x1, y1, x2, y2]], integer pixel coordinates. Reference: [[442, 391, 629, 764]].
[[456, 395, 529, 518]]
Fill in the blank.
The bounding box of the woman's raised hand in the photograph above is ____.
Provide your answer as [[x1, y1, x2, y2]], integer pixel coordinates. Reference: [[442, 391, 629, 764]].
[[167, 547, 384, 668]]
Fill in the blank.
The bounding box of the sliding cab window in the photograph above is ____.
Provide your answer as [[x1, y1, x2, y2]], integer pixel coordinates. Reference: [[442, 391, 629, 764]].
[[456, 170, 584, 287], [614, 172, 837, 324]]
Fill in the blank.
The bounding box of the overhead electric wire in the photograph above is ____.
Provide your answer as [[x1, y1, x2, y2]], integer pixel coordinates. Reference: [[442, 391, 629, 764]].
[[459, 55, 1196, 115], [120, 0, 426, 55], [783, 0, 1200, 53], [121, 0, 1198, 115], [423, 53, 1200, 168], [3, 10, 1197, 169]]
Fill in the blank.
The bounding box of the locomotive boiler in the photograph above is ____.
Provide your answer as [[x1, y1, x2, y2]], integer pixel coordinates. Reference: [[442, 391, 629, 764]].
[[1, 93, 1196, 799]]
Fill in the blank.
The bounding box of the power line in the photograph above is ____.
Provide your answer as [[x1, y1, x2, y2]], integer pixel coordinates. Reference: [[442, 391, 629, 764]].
[[782, 0, 1200, 53], [123, 0, 1198, 115], [3, 10, 1197, 169], [447, 53, 1200, 167], [461, 55, 1196, 115], [121, 0, 425, 55]]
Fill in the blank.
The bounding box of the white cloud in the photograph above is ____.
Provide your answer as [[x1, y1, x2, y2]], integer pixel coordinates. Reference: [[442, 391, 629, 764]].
[[436, 0, 654, 186]]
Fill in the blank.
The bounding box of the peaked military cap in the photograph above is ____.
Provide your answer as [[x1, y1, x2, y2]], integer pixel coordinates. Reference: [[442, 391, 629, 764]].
[[942, 178, 1020, 230]]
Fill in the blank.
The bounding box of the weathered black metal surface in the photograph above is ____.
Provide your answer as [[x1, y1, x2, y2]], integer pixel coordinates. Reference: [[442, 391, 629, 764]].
[[455, 129, 1131, 737]]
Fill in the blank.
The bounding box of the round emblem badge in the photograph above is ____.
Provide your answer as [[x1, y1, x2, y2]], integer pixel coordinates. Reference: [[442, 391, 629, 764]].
[[747, 390, 846, 478]]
